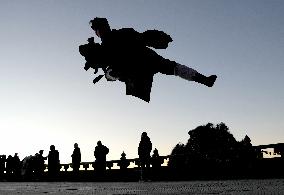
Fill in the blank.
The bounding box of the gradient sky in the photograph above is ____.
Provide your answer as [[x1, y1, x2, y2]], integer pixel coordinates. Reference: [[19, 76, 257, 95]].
[[0, 0, 283, 164]]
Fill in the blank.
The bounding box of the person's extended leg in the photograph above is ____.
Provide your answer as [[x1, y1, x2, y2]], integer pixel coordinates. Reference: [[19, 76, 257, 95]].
[[146, 49, 217, 87], [174, 63, 217, 87]]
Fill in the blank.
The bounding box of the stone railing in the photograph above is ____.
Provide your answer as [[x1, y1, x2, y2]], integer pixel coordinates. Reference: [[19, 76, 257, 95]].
[[56, 155, 170, 172]]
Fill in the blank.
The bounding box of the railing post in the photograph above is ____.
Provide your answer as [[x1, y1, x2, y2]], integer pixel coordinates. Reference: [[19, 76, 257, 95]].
[[106, 162, 113, 170], [63, 164, 69, 172], [82, 163, 89, 171]]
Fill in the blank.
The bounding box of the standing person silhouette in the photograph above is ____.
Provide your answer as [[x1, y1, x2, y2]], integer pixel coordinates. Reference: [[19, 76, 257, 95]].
[[34, 150, 47, 178], [71, 143, 81, 173], [138, 132, 152, 181], [94, 141, 109, 178], [151, 148, 164, 180], [48, 145, 60, 179], [12, 153, 21, 178]]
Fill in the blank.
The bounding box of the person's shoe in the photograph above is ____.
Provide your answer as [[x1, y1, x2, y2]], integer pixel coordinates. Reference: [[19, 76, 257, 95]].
[[206, 75, 217, 87], [192, 73, 217, 87]]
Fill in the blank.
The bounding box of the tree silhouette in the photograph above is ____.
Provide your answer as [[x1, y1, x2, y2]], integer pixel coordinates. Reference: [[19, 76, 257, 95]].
[[169, 122, 261, 178], [168, 143, 186, 168], [186, 123, 237, 163]]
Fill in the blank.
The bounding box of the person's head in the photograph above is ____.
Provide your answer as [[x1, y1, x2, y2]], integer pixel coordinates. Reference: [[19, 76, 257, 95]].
[[141, 132, 147, 138], [89, 17, 111, 38], [153, 148, 159, 155], [39, 150, 44, 155], [97, 141, 102, 146], [50, 145, 55, 151], [74, 143, 78, 148]]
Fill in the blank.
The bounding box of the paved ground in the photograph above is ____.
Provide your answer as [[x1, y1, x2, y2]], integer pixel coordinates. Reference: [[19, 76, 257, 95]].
[[0, 179, 284, 194]]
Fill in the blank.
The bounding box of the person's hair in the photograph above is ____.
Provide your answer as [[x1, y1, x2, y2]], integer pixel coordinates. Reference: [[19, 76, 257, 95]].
[[89, 17, 110, 31], [142, 132, 147, 137]]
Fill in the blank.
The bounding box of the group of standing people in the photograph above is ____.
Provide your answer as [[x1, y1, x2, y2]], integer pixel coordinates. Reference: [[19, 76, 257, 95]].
[[0, 141, 108, 179], [0, 132, 161, 181], [0, 153, 20, 178]]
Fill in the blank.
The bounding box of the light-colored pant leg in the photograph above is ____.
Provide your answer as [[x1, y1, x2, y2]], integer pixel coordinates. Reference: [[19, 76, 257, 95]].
[[174, 63, 198, 81]]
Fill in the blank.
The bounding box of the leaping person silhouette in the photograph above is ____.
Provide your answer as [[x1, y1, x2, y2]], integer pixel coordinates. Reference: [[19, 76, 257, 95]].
[[79, 17, 217, 102]]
